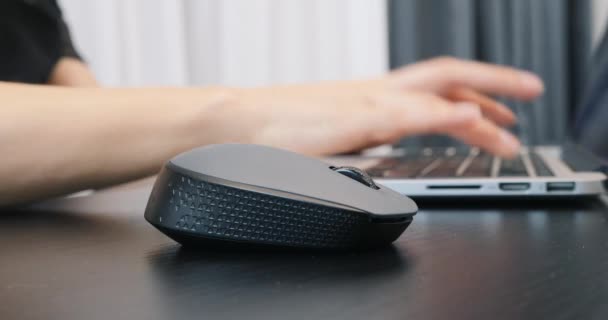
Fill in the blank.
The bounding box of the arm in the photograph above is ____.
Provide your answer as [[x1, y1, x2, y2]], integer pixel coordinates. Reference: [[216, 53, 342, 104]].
[[0, 83, 229, 205], [47, 57, 98, 86], [0, 57, 543, 206]]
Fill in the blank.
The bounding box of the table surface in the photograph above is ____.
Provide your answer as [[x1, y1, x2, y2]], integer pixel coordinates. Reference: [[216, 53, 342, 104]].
[[1, 178, 608, 320]]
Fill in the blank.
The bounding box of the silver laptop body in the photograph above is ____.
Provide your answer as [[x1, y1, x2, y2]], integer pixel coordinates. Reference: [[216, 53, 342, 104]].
[[327, 145, 606, 197]]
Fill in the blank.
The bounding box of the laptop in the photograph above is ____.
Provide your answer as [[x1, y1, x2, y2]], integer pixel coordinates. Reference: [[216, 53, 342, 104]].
[[327, 68, 608, 198], [326, 143, 606, 197]]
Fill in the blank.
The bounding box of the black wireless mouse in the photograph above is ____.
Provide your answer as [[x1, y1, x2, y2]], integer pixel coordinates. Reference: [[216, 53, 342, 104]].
[[144, 144, 417, 249]]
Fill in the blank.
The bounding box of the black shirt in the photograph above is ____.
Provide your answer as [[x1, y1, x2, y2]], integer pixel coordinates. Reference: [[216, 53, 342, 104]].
[[0, 0, 80, 84]]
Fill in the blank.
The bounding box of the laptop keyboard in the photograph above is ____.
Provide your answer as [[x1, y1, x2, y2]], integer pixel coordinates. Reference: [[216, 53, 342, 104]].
[[498, 157, 527, 177], [367, 157, 435, 178], [422, 156, 468, 177], [460, 153, 493, 177], [529, 152, 554, 177], [367, 148, 554, 178]]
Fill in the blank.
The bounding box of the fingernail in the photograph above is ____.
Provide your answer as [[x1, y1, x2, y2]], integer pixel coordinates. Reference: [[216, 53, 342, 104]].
[[519, 71, 544, 93], [500, 130, 521, 154]]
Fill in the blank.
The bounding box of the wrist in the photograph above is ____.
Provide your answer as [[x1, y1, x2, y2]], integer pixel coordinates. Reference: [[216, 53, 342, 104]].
[[177, 86, 257, 147]]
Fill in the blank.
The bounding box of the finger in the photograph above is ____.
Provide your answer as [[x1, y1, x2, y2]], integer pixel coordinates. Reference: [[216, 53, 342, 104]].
[[371, 91, 520, 157], [371, 92, 483, 141], [445, 87, 516, 126], [393, 57, 544, 100], [440, 117, 521, 158]]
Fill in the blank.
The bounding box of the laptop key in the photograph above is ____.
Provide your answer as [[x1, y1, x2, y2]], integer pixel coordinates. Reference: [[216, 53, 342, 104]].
[[530, 152, 554, 177], [382, 157, 436, 178], [370, 158, 401, 170], [365, 158, 402, 177], [421, 156, 468, 177], [461, 153, 493, 177], [499, 156, 528, 177], [366, 168, 387, 177]]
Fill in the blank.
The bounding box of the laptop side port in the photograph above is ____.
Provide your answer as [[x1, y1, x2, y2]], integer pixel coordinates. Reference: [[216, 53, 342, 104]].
[[499, 183, 531, 191], [546, 182, 575, 192], [427, 185, 482, 190]]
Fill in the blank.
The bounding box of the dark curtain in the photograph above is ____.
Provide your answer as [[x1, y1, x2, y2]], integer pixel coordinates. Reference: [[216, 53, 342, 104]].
[[388, 0, 592, 147]]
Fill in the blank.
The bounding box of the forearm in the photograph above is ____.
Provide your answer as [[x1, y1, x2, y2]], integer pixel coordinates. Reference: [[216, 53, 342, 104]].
[[0, 83, 237, 205]]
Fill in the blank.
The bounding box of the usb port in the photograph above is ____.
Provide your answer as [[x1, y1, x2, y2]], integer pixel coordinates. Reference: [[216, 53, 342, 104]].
[[547, 182, 575, 192], [499, 183, 530, 191]]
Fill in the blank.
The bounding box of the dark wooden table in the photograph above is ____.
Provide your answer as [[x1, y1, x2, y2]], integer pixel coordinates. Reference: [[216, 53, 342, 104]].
[[1, 178, 608, 320]]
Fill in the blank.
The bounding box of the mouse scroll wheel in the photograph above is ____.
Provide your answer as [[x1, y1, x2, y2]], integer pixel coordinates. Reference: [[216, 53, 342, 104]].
[[331, 166, 380, 190]]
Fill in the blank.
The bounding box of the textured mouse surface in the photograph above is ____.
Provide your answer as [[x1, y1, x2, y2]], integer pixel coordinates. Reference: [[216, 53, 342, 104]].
[[145, 144, 416, 249], [169, 144, 417, 217], [145, 171, 410, 249]]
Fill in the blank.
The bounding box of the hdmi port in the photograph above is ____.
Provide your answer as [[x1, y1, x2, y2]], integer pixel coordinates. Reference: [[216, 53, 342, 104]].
[[499, 183, 531, 191], [547, 182, 575, 192]]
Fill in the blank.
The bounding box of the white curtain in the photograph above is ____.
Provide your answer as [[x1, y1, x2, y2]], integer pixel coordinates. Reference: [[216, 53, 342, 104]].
[[58, 0, 388, 87]]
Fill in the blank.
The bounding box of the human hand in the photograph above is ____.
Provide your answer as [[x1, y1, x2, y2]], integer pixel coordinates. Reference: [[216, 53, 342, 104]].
[[208, 57, 544, 157], [0, 57, 543, 205]]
